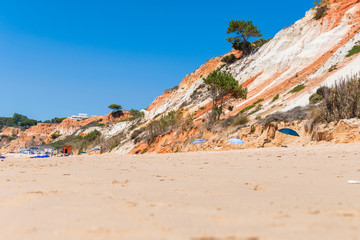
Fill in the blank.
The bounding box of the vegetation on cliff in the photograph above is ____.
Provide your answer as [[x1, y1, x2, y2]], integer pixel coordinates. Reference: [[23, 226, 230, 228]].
[[317, 75, 360, 122], [226, 20, 263, 55], [204, 70, 247, 121], [108, 104, 122, 112], [346, 45, 360, 58], [0, 113, 39, 130], [313, 0, 329, 20]]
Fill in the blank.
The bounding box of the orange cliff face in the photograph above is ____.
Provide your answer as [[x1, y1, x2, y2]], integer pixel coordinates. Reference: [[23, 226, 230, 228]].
[[127, 0, 360, 154], [0, 111, 132, 153]]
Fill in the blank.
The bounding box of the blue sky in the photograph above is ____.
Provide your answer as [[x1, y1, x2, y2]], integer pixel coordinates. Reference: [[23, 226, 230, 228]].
[[0, 0, 314, 120]]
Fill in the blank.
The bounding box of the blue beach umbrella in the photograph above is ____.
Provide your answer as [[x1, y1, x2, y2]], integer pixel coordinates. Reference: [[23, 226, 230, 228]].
[[192, 139, 206, 144], [227, 138, 244, 144], [0, 156, 5, 159], [278, 128, 300, 137]]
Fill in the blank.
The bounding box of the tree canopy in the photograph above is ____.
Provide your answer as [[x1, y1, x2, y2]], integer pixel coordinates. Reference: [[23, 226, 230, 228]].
[[204, 70, 247, 120], [226, 20, 262, 55], [108, 104, 123, 112], [0, 113, 39, 130]]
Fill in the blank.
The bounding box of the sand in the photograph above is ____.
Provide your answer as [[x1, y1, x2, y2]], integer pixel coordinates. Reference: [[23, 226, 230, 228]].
[[0, 143, 360, 240]]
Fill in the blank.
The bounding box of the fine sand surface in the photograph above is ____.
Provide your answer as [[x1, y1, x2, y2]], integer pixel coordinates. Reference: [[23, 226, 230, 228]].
[[1, 144, 360, 240]]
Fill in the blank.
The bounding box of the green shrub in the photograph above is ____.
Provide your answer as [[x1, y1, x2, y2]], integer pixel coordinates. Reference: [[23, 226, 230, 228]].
[[254, 99, 264, 105], [313, 0, 328, 20], [250, 125, 256, 132], [221, 54, 237, 64], [142, 147, 148, 154], [51, 133, 61, 139], [129, 109, 144, 119], [272, 94, 279, 102], [85, 130, 101, 142], [346, 45, 360, 58], [249, 104, 263, 115], [240, 104, 256, 113], [55, 117, 67, 123], [309, 93, 323, 104], [315, 86, 330, 98], [253, 38, 272, 48], [328, 64, 338, 72], [74, 135, 83, 141], [290, 84, 305, 93], [131, 129, 142, 140], [97, 123, 106, 127], [228, 106, 234, 111]]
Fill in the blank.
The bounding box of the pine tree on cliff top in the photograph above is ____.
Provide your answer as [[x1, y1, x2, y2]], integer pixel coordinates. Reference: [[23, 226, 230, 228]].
[[226, 20, 262, 55]]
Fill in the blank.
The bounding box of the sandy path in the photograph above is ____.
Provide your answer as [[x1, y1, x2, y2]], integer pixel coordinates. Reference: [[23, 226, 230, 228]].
[[0, 143, 360, 240]]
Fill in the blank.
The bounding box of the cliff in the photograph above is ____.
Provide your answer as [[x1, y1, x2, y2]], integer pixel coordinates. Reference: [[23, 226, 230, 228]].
[[2, 0, 360, 154]]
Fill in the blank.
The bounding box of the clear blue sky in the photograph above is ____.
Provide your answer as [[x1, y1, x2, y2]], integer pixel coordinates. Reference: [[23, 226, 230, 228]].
[[0, 0, 314, 120]]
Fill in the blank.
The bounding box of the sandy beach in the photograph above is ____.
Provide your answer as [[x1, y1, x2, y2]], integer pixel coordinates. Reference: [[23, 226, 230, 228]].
[[1, 143, 360, 240]]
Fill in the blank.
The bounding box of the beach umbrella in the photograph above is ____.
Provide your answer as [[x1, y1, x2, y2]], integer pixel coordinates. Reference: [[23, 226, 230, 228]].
[[91, 148, 101, 151], [278, 128, 300, 147], [278, 128, 300, 137], [227, 138, 244, 144], [192, 139, 206, 144]]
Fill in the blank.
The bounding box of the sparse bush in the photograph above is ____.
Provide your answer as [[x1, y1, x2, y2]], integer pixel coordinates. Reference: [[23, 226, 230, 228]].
[[318, 75, 360, 122], [309, 93, 323, 104], [310, 86, 330, 107], [220, 113, 249, 128], [145, 110, 183, 141], [261, 106, 313, 126], [74, 135, 83, 141], [51, 133, 61, 139], [221, 54, 237, 64], [272, 94, 279, 102], [233, 115, 249, 126], [250, 125, 256, 133], [313, 0, 328, 20], [328, 64, 338, 72], [346, 45, 360, 58], [316, 86, 330, 97], [97, 123, 106, 127], [183, 115, 194, 130], [290, 84, 305, 93], [131, 129, 142, 140], [240, 99, 263, 113], [228, 105, 234, 111], [254, 99, 264, 104], [240, 104, 256, 113], [249, 104, 263, 115], [253, 38, 272, 48]]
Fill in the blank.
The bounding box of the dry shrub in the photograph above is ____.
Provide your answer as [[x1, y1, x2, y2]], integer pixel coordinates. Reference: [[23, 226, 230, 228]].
[[145, 110, 193, 141], [261, 106, 313, 126], [319, 75, 360, 122]]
